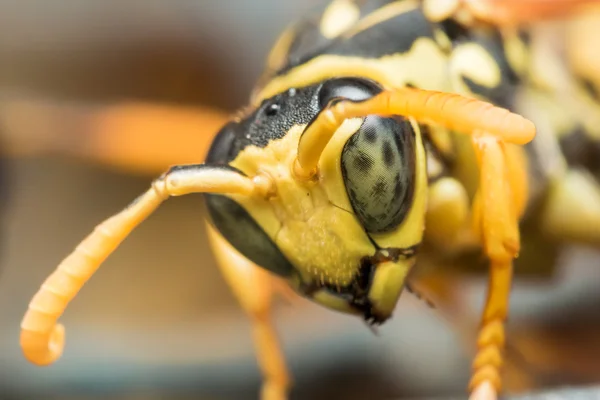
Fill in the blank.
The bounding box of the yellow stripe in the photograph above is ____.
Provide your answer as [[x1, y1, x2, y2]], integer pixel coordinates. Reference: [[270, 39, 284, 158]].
[[320, 0, 361, 39], [254, 37, 450, 103], [343, 0, 419, 38]]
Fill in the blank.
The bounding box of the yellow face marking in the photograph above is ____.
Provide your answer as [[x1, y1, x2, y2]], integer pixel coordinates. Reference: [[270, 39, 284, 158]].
[[367, 260, 410, 318], [225, 122, 376, 287], [320, 0, 360, 39], [342, 0, 418, 37], [449, 42, 502, 97], [255, 37, 451, 104]]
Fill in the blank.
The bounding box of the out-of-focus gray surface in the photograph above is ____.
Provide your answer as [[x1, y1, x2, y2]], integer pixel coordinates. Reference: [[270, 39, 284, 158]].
[[511, 386, 600, 400], [427, 385, 600, 400]]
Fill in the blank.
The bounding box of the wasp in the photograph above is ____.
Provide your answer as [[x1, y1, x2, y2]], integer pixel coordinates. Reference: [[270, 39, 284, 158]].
[[18, 1, 600, 399]]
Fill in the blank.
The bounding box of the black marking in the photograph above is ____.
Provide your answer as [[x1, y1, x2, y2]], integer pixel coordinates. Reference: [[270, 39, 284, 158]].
[[204, 195, 296, 278], [579, 76, 600, 102], [462, 76, 516, 110], [371, 245, 419, 261], [382, 140, 395, 166], [438, 18, 470, 44], [206, 82, 323, 164], [371, 177, 388, 199], [275, 8, 435, 76], [459, 30, 521, 109], [394, 177, 405, 198], [559, 125, 600, 177], [518, 29, 532, 47], [256, 0, 395, 87], [364, 125, 378, 143], [353, 151, 374, 172], [298, 243, 419, 325], [299, 256, 381, 323]]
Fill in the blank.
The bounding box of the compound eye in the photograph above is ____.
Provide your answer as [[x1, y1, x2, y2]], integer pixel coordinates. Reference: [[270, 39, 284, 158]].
[[318, 77, 383, 108], [341, 116, 416, 234], [205, 121, 244, 165]]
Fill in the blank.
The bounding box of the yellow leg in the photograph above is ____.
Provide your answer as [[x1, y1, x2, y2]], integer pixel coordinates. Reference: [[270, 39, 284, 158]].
[[207, 224, 290, 400], [469, 135, 523, 400]]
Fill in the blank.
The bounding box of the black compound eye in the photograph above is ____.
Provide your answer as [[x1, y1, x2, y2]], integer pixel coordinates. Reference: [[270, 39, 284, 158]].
[[341, 116, 416, 234], [205, 121, 242, 165], [205, 194, 296, 278], [318, 77, 383, 108]]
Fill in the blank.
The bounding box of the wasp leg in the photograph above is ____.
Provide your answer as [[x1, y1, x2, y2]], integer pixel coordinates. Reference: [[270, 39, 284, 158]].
[[206, 224, 290, 400], [541, 169, 600, 246], [467, 134, 527, 400], [20, 164, 262, 366], [424, 164, 519, 400]]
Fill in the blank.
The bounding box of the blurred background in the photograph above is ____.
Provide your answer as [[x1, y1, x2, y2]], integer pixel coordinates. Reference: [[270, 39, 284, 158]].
[[0, 1, 600, 399]]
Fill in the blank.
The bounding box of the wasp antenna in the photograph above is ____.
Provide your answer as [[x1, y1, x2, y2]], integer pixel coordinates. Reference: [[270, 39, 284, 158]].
[[349, 88, 535, 144], [294, 101, 357, 179], [20, 164, 257, 366], [294, 88, 534, 179]]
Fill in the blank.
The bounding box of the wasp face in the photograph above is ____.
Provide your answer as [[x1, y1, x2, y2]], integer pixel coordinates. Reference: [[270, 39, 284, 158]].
[[204, 78, 426, 324]]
